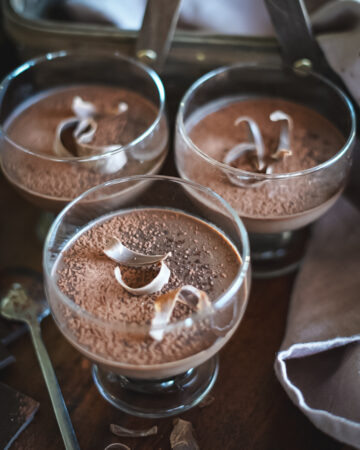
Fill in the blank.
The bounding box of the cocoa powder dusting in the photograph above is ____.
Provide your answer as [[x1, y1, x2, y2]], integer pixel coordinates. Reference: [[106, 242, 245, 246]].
[[2, 85, 163, 205], [55, 209, 241, 365], [185, 98, 346, 217]]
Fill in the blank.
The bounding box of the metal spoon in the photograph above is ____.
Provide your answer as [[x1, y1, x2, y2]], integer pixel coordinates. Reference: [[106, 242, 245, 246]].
[[0, 283, 80, 450]]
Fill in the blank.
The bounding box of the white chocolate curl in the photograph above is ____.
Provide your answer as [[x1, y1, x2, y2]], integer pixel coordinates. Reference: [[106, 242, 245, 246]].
[[53, 97, 128, 173], [103, 237, 171, 296], [221, 116, 267, 188], [73, 118, 97, 144], [269, 110, 293, 159], [234, 116, 266, 171], [222, 142, 265, 188], [114, 262, 170, 296], [150, 285, 212, 341], [222, 142, 266, 188], [72, 96, 96, 118], [104, 237, 171, 266], [222, 110, 294, 186]]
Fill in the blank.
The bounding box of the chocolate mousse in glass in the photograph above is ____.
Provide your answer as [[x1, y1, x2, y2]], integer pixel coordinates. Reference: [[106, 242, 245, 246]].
[[175, 63, 356, 277], [0, 50, 168, 213], [44, 175, 250, 418]]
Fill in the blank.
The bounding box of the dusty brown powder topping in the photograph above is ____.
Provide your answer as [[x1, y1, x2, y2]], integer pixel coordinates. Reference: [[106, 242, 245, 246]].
[[3, 85, 164, 205], [55, 209, 241, 364], [184, 98, 346, 217], [189, 98, 344, 173], [6, 85, 157, 153]]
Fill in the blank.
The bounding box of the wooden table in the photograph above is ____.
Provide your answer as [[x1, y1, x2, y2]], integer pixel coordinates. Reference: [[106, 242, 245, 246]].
[[0, 157, 355, 450]]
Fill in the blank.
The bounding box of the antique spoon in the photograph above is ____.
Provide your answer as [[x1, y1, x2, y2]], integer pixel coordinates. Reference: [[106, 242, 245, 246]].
[[0, 283, 80, 450]]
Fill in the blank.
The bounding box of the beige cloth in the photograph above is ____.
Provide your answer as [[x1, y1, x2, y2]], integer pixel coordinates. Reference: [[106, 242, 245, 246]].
[[313, 1, 360, 108], [275, 197, 360, 448]]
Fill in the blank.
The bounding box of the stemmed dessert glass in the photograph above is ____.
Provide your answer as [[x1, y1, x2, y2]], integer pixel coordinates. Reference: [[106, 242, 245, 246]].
[[175, 63, 356, 277], [43, 175, 250, 418], [0, 49, 168, 214]]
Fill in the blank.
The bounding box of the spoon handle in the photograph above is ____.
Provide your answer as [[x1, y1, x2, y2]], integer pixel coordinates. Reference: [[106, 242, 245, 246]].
[[29, 321, 80, 450]]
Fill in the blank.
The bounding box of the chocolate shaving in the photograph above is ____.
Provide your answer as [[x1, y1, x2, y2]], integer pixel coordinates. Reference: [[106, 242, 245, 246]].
[[234, 116, 266, 171], [110, 424, 158, 437], [270, 148, 292, 160], [117, 102, 128, 113], [114, 262, 170, 296], [170, 418, 199, 450], [72, 96, 97, 118], [265, 110, 293, 174], [177, 285, 212, 311], [222, 142, 257, 167], [222, 117, 267, 188], [104, 238, 171, 297], [223, 110, 294, 186], [269, 110, 293, 158], [53, 96, 128, 174], [150, 285, 212, 341], [104, 237, 170, 266], [73, 118, 97, 144], [223, 142, 265, 188]]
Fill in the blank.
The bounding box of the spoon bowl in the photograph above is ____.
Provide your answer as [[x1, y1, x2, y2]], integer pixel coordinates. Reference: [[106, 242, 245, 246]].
[[0, 283, 49, 325]]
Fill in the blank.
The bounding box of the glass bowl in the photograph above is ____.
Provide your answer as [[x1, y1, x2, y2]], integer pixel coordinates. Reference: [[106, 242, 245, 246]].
[[175, 63, 356, 277], [43, 175, 251, 418], [0, 50, 168, 213]]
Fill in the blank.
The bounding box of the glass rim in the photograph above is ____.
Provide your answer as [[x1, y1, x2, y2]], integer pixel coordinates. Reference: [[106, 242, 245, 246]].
[[43, 174, 251, 334], [0, 49, 166, 163], [177, 61, 356, 180]]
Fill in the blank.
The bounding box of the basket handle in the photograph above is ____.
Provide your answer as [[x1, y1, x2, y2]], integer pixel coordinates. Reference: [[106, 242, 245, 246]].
[[264, 0, 344, 85], [136, 0, 182, 72]]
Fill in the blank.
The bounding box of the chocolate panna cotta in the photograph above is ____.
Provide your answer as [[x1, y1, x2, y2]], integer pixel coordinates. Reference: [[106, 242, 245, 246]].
[[182, 97, 346, 233], [51, 208, 242, 374], [2, 85, 166, 211]]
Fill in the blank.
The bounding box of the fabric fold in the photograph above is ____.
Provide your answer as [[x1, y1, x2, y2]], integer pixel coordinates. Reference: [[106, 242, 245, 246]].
[[275, 197, 360, 448]]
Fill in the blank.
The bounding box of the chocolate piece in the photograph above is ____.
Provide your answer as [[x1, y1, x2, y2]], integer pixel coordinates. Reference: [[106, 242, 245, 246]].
[[0, 383, 39, 450], [170, 418, 199, 450], [0, 268, 44, 345]]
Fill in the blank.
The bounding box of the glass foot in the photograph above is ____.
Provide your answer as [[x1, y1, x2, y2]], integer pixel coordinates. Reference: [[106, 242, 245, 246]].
[[92, 355, 219, 418], [250, 226, 311, 278]]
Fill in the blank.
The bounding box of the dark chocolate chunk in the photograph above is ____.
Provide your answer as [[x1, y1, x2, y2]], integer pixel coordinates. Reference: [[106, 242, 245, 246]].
[[0, 383, 39, 450]]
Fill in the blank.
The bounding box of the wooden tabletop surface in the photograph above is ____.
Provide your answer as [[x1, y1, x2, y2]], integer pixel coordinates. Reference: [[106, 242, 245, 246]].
[[0, 153, 355, 450]]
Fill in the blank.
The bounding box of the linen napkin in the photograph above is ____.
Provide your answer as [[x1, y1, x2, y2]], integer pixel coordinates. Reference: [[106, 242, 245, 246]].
[[274, 197, 360, 448], [312, 1, 360, 108]]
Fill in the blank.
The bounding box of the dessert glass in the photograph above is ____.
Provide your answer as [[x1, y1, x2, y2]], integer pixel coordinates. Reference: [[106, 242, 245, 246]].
[[175, 63, 356, 277], [44, 175, 250, 418], [0, 50, 168, 214]]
